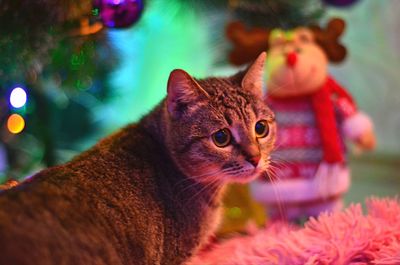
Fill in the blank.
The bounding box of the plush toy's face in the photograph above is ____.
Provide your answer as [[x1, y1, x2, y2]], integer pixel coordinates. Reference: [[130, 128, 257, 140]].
[[266, 28, 328, 98]]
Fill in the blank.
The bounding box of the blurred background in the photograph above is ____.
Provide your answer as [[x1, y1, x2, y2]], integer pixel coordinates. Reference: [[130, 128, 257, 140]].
[[0, 0, 399, 205]]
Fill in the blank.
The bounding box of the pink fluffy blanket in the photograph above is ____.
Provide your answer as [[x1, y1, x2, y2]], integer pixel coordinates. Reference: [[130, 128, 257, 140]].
[[190, 197, 400, 265]]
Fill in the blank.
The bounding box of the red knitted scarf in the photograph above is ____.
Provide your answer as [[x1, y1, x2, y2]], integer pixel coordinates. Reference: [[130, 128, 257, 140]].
[[310, 81, 343, 163]]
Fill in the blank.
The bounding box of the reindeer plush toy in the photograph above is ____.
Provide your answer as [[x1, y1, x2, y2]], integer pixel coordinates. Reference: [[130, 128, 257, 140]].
[[227, 18, 375, 221]]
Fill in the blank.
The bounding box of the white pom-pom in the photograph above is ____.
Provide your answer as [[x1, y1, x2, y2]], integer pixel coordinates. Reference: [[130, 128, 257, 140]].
[[343, 112, 373, 140]]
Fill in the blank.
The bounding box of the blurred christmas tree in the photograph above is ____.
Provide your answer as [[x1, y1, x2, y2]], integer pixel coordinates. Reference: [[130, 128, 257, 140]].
[[0, 0, 118, 181], [181, 0, 325, 27]]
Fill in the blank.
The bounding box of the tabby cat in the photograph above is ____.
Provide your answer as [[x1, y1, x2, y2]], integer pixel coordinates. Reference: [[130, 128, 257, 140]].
[[0, 52, 275, 265]]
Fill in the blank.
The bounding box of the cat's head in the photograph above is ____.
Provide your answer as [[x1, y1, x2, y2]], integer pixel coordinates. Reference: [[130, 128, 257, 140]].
[[164, 52, 275, 184]]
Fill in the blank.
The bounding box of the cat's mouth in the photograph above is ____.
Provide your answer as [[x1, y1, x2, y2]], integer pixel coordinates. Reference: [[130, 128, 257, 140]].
[[225, 167, 263, 183], [220, 157, 271, 183]]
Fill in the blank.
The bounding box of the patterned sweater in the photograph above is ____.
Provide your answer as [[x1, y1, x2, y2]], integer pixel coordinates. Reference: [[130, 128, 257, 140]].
[[267, 95, 345, 180]]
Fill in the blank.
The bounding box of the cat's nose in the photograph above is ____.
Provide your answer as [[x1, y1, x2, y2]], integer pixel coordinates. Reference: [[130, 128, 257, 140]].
[[286, 51, 297, 67], [242, 144, 261, 167], [246, 155, 261, 168]]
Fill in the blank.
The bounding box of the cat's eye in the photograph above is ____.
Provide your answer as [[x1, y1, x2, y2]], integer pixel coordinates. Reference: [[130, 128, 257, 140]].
[[212, 129, 231, 148], [255, 120, 270, 138]]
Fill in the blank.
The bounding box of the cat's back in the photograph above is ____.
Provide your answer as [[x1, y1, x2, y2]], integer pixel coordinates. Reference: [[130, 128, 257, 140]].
[[0, 124, 168, 265]]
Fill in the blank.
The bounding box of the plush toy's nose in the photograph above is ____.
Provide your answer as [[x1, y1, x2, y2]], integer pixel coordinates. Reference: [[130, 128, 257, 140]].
[[286, 52, 297, 67]]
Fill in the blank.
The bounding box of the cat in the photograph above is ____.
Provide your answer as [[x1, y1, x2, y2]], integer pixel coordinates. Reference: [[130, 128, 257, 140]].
[[0, 52, 275, 265]]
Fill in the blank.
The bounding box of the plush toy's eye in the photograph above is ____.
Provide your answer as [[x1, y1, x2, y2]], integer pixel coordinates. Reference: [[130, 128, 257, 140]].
[[212, 129, 231, 147], [255, 120, 270, 138], [295, 47, 302, 53], [299, 33, 310, 43]]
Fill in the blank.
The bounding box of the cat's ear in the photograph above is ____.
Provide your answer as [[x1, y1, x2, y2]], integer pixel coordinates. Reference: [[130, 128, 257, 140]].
[[167, 69, 210, 117], [241, 52, 266, 98]]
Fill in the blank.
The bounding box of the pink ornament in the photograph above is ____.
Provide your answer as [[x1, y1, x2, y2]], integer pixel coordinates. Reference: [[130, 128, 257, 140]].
[[93, 0, 144, 29]]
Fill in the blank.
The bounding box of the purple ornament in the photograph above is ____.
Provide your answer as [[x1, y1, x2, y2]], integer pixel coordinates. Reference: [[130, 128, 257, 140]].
[[323, 0, 360, 7], [93, 0, 144, 29]]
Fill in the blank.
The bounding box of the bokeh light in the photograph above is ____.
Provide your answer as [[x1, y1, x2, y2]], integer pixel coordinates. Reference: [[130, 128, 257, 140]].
[[7, 114, 25, 134], [9, 87, 27, 108]]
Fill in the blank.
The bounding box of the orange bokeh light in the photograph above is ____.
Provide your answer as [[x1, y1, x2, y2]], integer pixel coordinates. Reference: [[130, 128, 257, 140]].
[[7, 114, 25, 134]]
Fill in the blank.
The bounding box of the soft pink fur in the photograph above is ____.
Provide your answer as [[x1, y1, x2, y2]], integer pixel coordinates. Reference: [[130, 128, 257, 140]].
[[190, 197, 400, 265]]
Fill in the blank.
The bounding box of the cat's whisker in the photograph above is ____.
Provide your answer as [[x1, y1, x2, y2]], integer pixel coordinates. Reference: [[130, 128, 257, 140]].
[[183, 177, 221, 209], [174, 167, 234, 199], [183, 165, 248, 208], [269, 144, 297, 168], [190, 165, 241, 181], [223, 166, 249, 176], [267, 165, 281, 181], [175, 180, 205, 200], [173, 167, 224, 191], [271, 154, 295, 168], [205, 182, 225, 210], [265, 166, 288, 222], [269, 160, 291, 173], [272, 142, 284, 152]]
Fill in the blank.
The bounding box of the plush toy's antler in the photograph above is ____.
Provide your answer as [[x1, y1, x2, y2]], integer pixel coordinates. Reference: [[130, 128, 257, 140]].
[[309, 18, 347, 63], [225, 21, 270, 66], [327, 18, 346, 37]]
